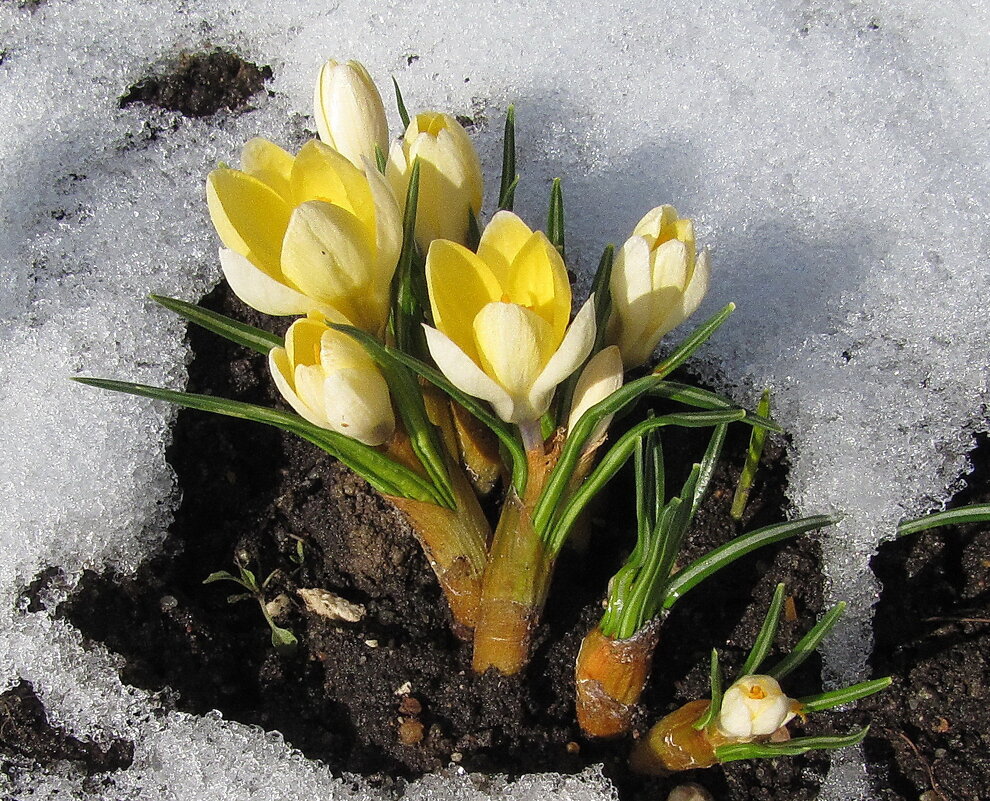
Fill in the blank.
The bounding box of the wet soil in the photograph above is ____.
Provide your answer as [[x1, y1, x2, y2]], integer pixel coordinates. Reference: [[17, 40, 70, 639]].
[[2, 46, 987, 801]]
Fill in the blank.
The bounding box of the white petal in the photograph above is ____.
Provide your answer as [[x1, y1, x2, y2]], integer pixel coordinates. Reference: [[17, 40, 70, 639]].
[[422, 325, 516, 422], [220, 248, 313, 316], [717, 686, 753, 739], [528, 295, 597, 421], [566, 345, 624, 445], [363, 158, 403, 283], [268, 349, 330, 429], [749, 693, 792, 736], [294, 363, 333, 427], [322, 367, 395, 446], [472, 302, 549, 406], [658, 248, 711, 337]]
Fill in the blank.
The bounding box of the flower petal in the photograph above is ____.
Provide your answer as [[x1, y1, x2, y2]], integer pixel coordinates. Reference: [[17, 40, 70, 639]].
[[476, 210, 533, 283], [473, 303, 550, 414], [657, 248, 710, 337], [425, 239, 501, 364], [609, 236, 655, 367], [422, 325, 515, 422], [240, 137, 294, 202], [281, 201, 382, 332], [313, 59, 388, 170], [505, 230, 571, 345], [528, 295, 597, 420], [219, 248, 312, 316], [632, 205, 679, 247], [269, 347, 329, 429], [206, 167, 292, 273], [322, 366, 395, 446], [363, 157, 403, 284], [566, 345, 624, 445], [291, 140, 376, 238]]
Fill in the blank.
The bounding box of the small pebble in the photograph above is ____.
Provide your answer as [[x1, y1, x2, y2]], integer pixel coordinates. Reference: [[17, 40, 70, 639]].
[[394, 681, 413, 696], [398, 718, 424, 745], [365, 639, 379, 648], [399, 696, 422, 716], [159, 595, 178, 611], [450, 751, 463, 763], [565, 741, 580, 755], [666, 783, 713, 801]]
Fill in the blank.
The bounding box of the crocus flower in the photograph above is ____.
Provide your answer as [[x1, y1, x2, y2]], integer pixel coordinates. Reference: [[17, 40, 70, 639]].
[[269, 314, 395, 446], [386, 112, 483, 250], [717, 675, 797, 740], [207, 137, 401, 335], [313, 59, 389, 171], [423, 211, 596, 425], [567, 345, 624, 449], [608, 205, 710, 369]]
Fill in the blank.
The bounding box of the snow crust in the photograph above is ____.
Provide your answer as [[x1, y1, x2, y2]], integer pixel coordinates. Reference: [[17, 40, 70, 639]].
[[0, 0, 987, 799]]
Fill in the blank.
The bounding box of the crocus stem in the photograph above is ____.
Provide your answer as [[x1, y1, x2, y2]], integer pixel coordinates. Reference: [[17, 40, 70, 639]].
[[575, 620, 662, 738], [471, 492, 553, 674], [629, 700, 731, 775], [384, 432, 490, 638]]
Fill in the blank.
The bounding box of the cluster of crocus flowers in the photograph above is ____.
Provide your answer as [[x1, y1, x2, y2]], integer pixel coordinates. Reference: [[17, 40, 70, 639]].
[[78, 53, 891, 777]]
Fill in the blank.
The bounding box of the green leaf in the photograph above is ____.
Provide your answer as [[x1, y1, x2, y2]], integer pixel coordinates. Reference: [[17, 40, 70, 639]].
[[662, 515, 837, 609], [768, 602, 846, 680], [545, 411, 742, 555], [897, 503, 990, 537], [270, 624, 298, 656], [351, 342, 529, 494], [798, 677, 892, 714], [330, 324, 455, 509], [731, 388, 772, 519], [715, 727, 870, 763], [739, 583, 787, 677], [203, 570, 239, 585], [650, 381, 782, 433], [374, 143, 387, 174], [466, 208, 481, 251], [498, 105, 517, 211], [225, 592, 253, 604], [391, 159, 427, 358], [693, 649, 723, 729], [151, 295, 282, 355], [691, 423, 728, 519], [547, 178, 565, 258], [653, 303, 735, 378], [393, 77, 410, 129], [73, 377, 444, 504]]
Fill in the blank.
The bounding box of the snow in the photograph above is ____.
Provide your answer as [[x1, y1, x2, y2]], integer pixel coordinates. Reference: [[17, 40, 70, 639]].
[[1, 0, 987, 799]]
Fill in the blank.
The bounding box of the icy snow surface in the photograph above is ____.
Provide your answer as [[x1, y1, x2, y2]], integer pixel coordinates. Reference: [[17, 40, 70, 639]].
[[1, 0, 987, 799]]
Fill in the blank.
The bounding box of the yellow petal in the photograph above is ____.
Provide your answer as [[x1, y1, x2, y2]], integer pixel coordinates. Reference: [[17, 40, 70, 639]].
[[633, 205, 679, 247], [322, 366, 395, 445], [504, 230, 571, 345], [425, 239, 501, 363], [206, 167, 292, 275], [364, 161, 403, 286], [473, 303, 551, 415], [291, 139, 376, 238], [313, 59, 388, 170], [476, 210, 534, 286], [319, 327, 377, 372], [422, 324, 515, 422], [284, 315, 327, 368], [269, 347, 328, 429], [240, 138, 294, 202], [280, 201, 381, 332]]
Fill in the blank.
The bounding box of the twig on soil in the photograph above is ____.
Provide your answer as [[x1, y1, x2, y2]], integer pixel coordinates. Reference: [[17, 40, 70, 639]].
[[897, 731, 947, 801]]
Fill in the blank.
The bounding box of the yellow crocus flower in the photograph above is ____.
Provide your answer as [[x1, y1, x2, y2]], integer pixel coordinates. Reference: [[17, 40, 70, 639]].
[[206, 137, 401, 335], [269, 314, 395, 446], [423, 211, 596, 425], [387, 112, 483, 250], [608, 205, 710, 368], [313, 59, 389, 171]]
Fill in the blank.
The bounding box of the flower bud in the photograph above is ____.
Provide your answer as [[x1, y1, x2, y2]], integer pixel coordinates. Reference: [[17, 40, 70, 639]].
[[313, 59, 389, 170], [608, 205, 710, 369], [567, 346, 623, 449], [717, 675, 796, 740], [269, 314, 395, 446], [387, 112, 483, 250]]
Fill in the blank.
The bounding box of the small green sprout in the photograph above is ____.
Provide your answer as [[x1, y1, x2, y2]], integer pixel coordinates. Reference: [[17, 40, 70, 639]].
[[204, 559, 298, 656]]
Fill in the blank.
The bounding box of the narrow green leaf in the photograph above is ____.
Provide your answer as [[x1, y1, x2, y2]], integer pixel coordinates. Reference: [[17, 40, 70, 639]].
[[237, 565, 259, 588], [466, 208, 481, 251], [392, 77, 410, 129], [716, 727, 870, 762], [151, 295, 282, 355], [547, 178, 565, 258], [331, 324, 455, 509], [768, 602, 846, 680], [731, 388, 772, 520], [798, 677, 892, 714], [391, 160, 427, 357], [203, 570, 239, 585], [653, 303, 735, 378], [662, 515, 837, 609], [897, 503, 990, 537], [498, 105, 517, 211], [73, 377, 444, 504], [545, 411, 742, 554], [225, 592, 253, 604], [693, 649, 723, 729], [691, 423, 728, 519], [351, 344, 528, 494], [739, 583, 787, 677], [374, 143, 387, 174], [651, 381, 782, 433]]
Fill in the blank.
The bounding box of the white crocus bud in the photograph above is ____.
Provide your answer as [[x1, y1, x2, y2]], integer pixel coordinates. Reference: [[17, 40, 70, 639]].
[[386, 112, 484, 250], [269, 314, 395, 446], [717, 675, 797, 741], [567, 345, 624, 450], [608, 205, 710, 369], [313, 59, 389, 170]]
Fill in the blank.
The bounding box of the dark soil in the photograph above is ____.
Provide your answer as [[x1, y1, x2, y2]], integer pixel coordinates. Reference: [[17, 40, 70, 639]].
[[3, 44, 987, 801]]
